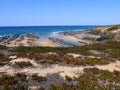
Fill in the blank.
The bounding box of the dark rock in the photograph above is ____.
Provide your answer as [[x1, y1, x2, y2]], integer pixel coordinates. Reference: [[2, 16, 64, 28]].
[[26, 33, 39, 39], [7, 34, 20, 42], [16, 36, 25, 42], [0, 35, 10, 43], [96, 34, 112, 41], [82, 37, 96, 41]]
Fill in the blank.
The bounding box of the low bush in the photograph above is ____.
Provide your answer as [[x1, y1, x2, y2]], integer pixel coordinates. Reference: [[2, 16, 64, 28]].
[[15, 61, 32, 68], [65, 76, 73, 82], [32, 74, 47, 82], [0, 75, 16, 86], [50, 68, 120, 90], [15, 73, 27, 82], [0, 45, 7, 50], [84, 68, 120, 83]]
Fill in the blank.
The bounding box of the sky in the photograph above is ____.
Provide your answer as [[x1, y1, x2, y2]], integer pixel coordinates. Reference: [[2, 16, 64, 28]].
[[0, 0, 120, 26]]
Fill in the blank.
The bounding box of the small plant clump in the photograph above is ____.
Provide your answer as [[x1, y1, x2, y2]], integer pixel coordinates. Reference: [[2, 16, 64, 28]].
[[15, 61, 32, 68], [65, 75, 73, 82], [0, 75, 16, 86], [15, 73, 27, 82], [0, 45, 7, 50], [0, 74, 28, 90], [0, 54, 10, 66], [32, 74, 47, 82]]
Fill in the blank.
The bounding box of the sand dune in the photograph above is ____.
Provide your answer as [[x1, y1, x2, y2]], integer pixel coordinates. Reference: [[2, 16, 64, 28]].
[[0, 58, 120, 79]]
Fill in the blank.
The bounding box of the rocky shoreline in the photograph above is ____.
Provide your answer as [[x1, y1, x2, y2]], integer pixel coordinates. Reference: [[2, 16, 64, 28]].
[[61, 25, 120, 44], [0, 25, 120, 47]]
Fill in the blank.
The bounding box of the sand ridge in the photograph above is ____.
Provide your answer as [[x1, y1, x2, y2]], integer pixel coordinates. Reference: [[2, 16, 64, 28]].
[[0, 57, 120, 79]]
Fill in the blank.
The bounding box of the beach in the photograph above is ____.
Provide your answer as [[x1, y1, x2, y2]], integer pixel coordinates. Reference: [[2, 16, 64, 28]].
[[0, 30, 101, 47], [0, 26, 101, 47]]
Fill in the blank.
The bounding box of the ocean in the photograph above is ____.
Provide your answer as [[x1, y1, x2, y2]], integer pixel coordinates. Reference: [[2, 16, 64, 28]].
[[0, 26, 100, 38]]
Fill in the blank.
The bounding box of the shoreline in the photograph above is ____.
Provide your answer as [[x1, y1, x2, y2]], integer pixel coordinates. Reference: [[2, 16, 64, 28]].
[[0, 29, 99, 47], [0, 31, 87, 47], [0, 25, 120, 47]]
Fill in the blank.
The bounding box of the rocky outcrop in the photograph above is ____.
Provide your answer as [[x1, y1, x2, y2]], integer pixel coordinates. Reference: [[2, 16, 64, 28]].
[[61, 25, 120, 45], [48, 37, 76, 47], [26, 33, 39, 39], [93, 25, 120, 42], [0, 35, 10, 43], [0, 34, 20, 43]]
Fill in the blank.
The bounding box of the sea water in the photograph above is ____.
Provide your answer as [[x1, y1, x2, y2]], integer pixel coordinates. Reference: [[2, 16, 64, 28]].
[[0, 26, 100, 38]]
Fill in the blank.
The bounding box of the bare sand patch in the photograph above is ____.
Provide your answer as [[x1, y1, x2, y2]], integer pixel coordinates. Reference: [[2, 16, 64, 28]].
[[67, 53, 83, 58], [34, 39, 60, 47]]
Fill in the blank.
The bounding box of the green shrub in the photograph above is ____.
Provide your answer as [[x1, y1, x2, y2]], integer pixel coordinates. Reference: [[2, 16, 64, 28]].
[[0, 45, 7, 50], [32, 74, 47, 82], [65, 76, 73, 82], [15, 61, 32, 68], [0, 75, 16, 85], [84, 68, 120, 83], [15, 73, 27, 81]]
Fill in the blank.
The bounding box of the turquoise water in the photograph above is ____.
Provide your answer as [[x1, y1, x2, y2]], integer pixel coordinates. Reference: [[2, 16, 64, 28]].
[[0, 26, 100, 38]]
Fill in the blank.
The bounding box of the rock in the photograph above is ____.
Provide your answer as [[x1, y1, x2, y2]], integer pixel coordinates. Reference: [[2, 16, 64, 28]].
[[96, 34, 112, 41], [82, 37, 96, 41], [16, 35, 25, 42], [93, 25, 120, 41], [26, 33, 39, 39], [0, 35, 10, 43]]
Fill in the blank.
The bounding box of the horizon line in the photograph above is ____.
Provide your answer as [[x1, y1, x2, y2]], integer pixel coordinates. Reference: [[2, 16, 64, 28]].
[[0, 25, 108, 27]]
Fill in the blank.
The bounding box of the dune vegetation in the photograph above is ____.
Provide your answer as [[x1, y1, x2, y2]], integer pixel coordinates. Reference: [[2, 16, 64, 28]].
[[0, 40, 120, 90]]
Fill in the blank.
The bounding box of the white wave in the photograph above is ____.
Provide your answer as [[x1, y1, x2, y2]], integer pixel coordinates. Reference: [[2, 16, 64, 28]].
[[0, 35, 3, 38], [49, 31, 63, 37], [74, 29, 85, 31]]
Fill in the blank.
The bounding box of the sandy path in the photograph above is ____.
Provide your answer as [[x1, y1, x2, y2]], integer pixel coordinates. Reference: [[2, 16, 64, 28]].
[[0, 58, 120, 79]]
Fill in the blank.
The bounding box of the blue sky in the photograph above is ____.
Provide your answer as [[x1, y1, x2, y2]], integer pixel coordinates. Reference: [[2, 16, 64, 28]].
[[0, 0, 120, 26]]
